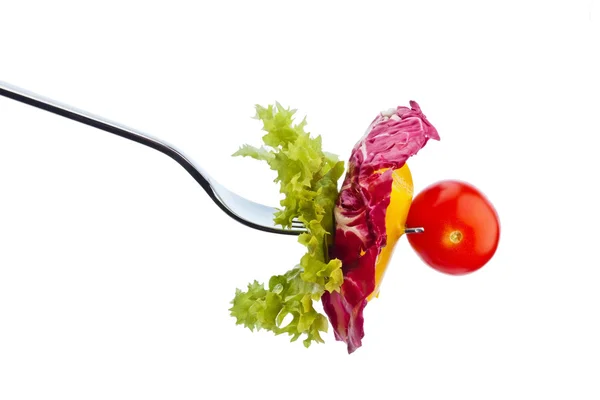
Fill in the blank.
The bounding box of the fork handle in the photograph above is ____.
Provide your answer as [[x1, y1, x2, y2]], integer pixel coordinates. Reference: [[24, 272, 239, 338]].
[[0, 80, 215, 195]]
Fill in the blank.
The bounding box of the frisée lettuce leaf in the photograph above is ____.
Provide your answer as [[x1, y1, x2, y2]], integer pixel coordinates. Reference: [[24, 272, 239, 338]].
[[230, 103, 345, 347]]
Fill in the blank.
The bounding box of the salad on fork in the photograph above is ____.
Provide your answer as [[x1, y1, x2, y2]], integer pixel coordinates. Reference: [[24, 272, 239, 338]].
[[230, 101, 500, 353]]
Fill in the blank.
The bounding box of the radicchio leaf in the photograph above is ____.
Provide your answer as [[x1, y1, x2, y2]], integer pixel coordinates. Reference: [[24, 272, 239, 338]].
[[322, 101, 440, 353]]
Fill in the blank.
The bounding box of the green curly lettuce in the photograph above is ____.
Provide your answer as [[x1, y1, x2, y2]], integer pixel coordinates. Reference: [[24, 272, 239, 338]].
[[229, 103, 345, 347]]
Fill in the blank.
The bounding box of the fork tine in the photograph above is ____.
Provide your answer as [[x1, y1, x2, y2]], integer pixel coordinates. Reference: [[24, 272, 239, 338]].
[[290, 218, 425, 235], [290, 226, 308, 233]]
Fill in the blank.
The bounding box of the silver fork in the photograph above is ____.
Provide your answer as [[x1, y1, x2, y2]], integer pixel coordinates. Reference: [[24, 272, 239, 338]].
[[0, 80, 306, 235], [0, 81, 423, 237]]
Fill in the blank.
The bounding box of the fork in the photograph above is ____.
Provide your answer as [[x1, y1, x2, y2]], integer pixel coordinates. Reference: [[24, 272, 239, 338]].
[[0, 81, 423, 237]]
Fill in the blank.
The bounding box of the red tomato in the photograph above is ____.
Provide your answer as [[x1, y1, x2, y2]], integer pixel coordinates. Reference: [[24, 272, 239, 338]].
[[406, 180, 500, 275]]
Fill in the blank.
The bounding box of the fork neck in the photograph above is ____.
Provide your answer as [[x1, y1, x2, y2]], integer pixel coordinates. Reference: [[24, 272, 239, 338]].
[[0, 81, 215, 194]]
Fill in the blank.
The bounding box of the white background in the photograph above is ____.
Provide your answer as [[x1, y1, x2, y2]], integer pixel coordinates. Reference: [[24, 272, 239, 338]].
[[1, 1, 599, 399]]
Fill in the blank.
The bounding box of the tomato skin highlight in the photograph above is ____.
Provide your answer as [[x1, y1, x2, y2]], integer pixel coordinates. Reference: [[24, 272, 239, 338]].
[[406, 180, 500, 275]]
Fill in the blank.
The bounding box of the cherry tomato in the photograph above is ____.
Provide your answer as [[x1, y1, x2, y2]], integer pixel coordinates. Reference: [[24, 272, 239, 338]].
[[406, 180, 500, 275]]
